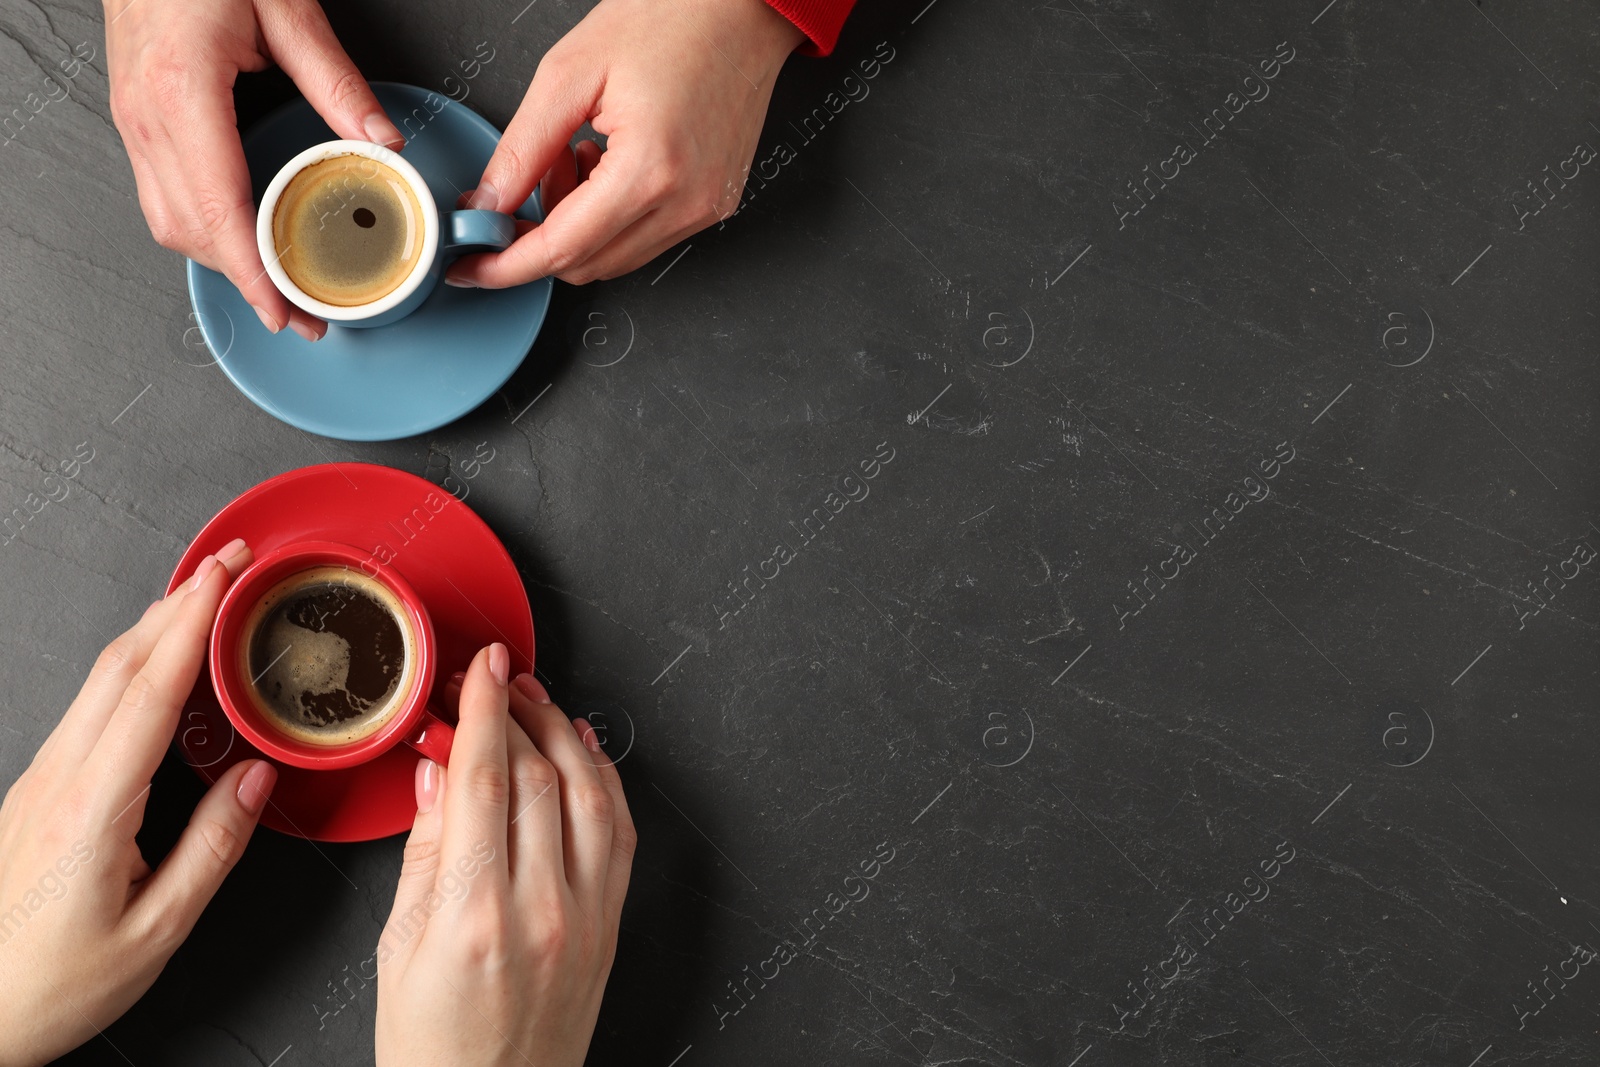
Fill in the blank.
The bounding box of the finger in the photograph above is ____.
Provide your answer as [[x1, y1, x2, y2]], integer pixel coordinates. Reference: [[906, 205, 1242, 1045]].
[[440, 671, 465, 718], [147, 102, 324, 340], [457, 56, 600, 218], [508, 675, 610, 901], [125, 758, 274, 953], [48, 540, 252, 764], [518, 677, 634, 922], [446, 166, 650, 288], [536, 144, 580, 214], [256, 0, 404, 149], [439, 644, 512, 891], [445, 76, 637, 289], [286, 307, 328, 342], [575, 138, 603, 182], [72, 539, 250, 708], [382, 758, 446, 964], [559, 212, 696, 285], [86, 554, 234, 821], [502, 703, 563, 891], [573, 711, 635, 927], [154, 87, 298, 334]]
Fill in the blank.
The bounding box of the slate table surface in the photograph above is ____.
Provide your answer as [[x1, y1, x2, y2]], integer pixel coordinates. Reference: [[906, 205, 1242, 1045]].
[[1, 0, 1596, 1064]]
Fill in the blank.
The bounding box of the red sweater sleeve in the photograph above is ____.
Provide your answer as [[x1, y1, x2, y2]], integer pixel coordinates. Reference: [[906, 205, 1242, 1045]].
[[765, 0, 857, 56]]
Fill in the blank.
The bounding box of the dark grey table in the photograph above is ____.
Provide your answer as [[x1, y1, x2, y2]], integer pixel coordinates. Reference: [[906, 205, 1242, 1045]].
[[2, 0, 1596, 1063]]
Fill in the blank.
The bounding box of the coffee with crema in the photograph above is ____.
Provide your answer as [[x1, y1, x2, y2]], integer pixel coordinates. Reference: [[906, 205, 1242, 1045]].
[[240, 566, 416, 746], [271, 154, 425, 307]]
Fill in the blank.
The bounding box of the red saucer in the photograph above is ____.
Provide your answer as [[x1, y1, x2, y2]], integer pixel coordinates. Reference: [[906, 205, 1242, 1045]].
[[166, 463, 534, 841]]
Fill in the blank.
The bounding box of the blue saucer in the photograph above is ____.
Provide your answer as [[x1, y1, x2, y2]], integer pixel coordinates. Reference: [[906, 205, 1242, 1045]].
[[186, 82, 551, 441]]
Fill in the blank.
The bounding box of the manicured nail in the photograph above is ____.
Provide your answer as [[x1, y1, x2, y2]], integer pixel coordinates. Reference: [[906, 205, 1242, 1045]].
[[450, 671, 467, 685], [487, 643, 509, 686], [573, 717, 602, 752], [288, 320, 321, 342], [237, 760, 277, 816], [415, 758, 439, 813], [444, 271, 478, 288], [464, 183, 498, 211], [253, 305, 281, 334], [216, 537, 247, 558], [364, 113, 405, 150], [514, 673, 552, 704], [187, 554, 219, 589]]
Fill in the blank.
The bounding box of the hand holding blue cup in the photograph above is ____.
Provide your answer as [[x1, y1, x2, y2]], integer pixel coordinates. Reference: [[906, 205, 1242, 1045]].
[[256, 140, 515, 329]]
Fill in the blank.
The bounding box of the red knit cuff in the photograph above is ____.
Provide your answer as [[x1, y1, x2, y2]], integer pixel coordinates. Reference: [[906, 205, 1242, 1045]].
[[764, 0, 857, 56]]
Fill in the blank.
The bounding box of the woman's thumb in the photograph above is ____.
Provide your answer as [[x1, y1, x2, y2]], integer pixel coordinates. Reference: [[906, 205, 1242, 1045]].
[[259, 0, 404, 149], [127, 759, 275, 951]]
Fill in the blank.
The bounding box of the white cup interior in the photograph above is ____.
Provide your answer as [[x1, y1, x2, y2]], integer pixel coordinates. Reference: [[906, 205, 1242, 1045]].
[[255, 139, 441, 322]]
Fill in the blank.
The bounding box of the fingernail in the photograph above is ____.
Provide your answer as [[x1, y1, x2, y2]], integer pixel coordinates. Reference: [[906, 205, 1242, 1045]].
[[415, 758, 439, 813], [513, 673, 552, 704], [217, 536, 247, 558], [253, 305, 281, 334], [488, 643, 509, 686], [444, 271, 478, 288], [237, 760, 277, 816], [464, 183, 499, 211], [449, 671, 466, 685], [573, 717, 602, 752], [364, 113, 405, 150], [288, 320, 321, 343], [187, 554, 219, 590]]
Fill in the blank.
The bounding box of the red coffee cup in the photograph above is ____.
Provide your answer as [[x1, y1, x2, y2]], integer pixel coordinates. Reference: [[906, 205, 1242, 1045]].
[[210, 540, 454, 770]]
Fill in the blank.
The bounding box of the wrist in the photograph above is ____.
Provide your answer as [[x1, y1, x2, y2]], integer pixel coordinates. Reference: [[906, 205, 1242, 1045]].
[[748, 0, 810, 59], [689, 0, 807, 82]]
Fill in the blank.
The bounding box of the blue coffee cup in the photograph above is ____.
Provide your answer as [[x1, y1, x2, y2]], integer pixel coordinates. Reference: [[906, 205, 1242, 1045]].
[[256, 139, 515, 329]]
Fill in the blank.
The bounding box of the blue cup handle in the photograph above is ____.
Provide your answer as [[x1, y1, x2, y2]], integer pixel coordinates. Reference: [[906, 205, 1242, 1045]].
[[442, 209, 517, 255]]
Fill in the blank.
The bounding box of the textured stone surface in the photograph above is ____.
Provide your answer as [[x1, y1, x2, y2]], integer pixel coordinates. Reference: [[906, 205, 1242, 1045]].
[[0, 0, 1596, 1064]]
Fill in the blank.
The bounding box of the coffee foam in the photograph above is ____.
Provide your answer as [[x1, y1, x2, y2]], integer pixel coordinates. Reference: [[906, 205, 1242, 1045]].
[[239, 566, 418, 746], [271, 154, 425, 307]]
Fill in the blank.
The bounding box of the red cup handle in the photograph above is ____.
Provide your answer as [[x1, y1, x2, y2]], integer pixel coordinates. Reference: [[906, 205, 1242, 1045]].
[[404, 708, 455, 765]]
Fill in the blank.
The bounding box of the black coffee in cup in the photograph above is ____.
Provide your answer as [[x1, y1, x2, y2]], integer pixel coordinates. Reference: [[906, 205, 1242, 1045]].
[[270, 154, 426, 307], [240, 566, 416, 745]]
